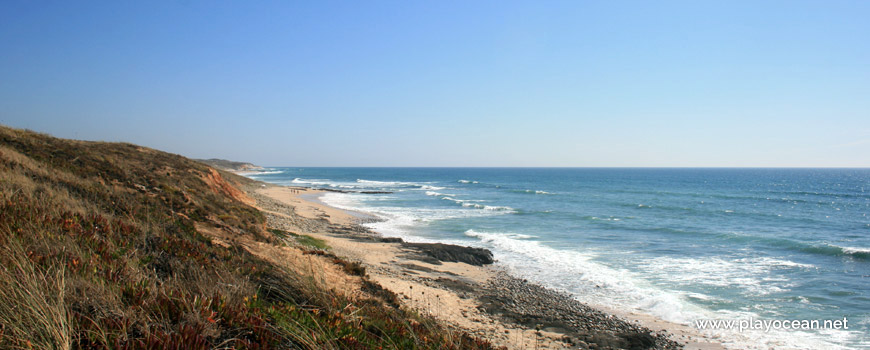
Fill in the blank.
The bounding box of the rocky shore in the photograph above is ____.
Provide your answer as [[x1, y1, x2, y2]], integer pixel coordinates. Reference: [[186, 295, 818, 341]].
[[480, 272, 682, 349], [243, 182, 695, 349]]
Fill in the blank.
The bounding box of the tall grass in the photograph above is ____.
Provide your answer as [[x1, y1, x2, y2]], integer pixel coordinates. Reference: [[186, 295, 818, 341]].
[[0, 240, 71, 350], [0, 125, 497, 349]]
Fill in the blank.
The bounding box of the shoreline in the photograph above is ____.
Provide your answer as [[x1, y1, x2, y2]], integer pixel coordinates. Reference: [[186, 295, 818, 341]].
[[244, 180, 727, 349]]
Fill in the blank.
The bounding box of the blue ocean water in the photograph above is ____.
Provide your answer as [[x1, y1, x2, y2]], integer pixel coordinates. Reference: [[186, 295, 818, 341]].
[[247, 168, 869, 349]]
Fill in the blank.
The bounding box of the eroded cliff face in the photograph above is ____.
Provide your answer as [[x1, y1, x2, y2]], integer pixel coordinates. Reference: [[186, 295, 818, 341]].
[[201, 167, 256, 207]]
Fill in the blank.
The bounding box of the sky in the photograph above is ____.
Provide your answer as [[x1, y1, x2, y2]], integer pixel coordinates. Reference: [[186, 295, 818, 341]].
[[1, 1, 868, 167]]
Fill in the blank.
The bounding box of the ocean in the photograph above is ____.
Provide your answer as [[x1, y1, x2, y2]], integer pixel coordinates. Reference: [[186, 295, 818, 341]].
[[245, 168, 869, 349]]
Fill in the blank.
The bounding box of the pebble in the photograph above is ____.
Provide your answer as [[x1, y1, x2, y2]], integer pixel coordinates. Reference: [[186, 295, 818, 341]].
[[480, 271, 683, 349]]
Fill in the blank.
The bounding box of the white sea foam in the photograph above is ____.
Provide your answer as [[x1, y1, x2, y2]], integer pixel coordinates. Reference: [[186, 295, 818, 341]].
[[482, 205, 514, 211], [743, 257, 816, 269], [520, 189, 555, 195], [356, 179, 418, 186], [463, 229, 697, 321], [354, 179, 446, 191], [462, 230, 851, 350], [290, 177, 443, 191], [461, 202, 484, 209], [681, 291, 717, 302], [588, 216, 624, 221], [500, 232, 536, 239], [290, 178, 344, 187], [439, 196, 515, 213], [638, 256, 814, 297], [291, 178, 328, 184], [841, 246, 870, 254], [318, 192, 510, 241], [247, 170, 284, 175], [441, 196, 481, 203]]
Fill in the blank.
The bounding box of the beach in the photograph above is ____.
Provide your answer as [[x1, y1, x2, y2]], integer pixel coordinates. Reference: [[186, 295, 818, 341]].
[[7, 2, 868, 348], [240, 181, 727, 350]]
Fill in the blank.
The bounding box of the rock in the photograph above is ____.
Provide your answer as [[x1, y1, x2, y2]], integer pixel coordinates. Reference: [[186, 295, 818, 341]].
[[402, 242, 494, 266]]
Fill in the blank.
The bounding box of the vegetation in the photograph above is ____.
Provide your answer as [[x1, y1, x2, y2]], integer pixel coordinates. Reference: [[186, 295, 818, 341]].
[[195, 159, 262, 172], [269, 228, 330, 250], [0, 126, 496, 349]]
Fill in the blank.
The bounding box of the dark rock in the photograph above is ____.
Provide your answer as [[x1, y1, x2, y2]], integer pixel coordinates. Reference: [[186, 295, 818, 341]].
[[620, 331, 657, 350], [402, 242, 494, 266], [475, 272, 683, 349]]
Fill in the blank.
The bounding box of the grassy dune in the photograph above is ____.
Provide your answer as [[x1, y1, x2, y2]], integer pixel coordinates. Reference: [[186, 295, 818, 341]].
[[0, 126, 495, 350]]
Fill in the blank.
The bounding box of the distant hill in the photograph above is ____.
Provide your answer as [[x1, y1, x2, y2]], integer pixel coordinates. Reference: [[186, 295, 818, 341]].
[[196, 158, 263, 171]]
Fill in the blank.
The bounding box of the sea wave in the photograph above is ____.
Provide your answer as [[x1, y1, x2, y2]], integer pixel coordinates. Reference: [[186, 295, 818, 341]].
[[319, 193, 514, 240], [465, 230, 536, 240], [457, 179, 479, 184], [616, 201, 837, 226], [834, 245, 870, 259], [439, 196, 515, 213], [462, 230, 848, 349], [291, 178, 334, 186], [584, 216, 624, 222], [607, 187, 865, 204], [724, 233, 870, 261], [356, 179, 419, 187], [638, 256, 813, 296], [629, 227, 870, 261], [355, 179, 446, 191], [510, 189, 555, 195], [247, 170, 284, 175], [764, 190, 870, 200], [289, 178, 356, 189], [463, 229, 697, 322]]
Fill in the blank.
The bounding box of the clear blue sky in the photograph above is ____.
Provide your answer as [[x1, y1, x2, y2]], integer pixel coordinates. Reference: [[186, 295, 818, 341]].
[[1, 1, 868, 167]]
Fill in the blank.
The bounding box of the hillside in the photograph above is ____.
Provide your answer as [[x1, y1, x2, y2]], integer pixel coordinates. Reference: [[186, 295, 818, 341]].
[[196, 158, 263, 172], [0, 126, 494, 350]]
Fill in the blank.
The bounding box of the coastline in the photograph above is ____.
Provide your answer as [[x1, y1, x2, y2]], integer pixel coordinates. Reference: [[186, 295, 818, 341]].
[[241, 180, 728, 350]]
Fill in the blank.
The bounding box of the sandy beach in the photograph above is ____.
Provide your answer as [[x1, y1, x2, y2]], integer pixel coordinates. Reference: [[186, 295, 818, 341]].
[[237, 181, 728, 350]]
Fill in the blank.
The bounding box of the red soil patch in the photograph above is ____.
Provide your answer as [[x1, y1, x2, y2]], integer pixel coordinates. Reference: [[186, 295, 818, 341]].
[[201, 168, 256, 206]]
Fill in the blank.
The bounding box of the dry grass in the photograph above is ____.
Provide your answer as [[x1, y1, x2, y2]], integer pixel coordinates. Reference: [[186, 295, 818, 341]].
[[0, 125, 498, 350], [0, 240, 71, 350]]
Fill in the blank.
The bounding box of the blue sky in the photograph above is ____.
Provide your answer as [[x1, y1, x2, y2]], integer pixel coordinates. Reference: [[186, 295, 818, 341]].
[[1, 1, 868, 167]]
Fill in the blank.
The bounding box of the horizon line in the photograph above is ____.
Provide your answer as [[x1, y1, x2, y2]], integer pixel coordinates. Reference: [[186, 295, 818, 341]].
[[256, 166, 870, 169]]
